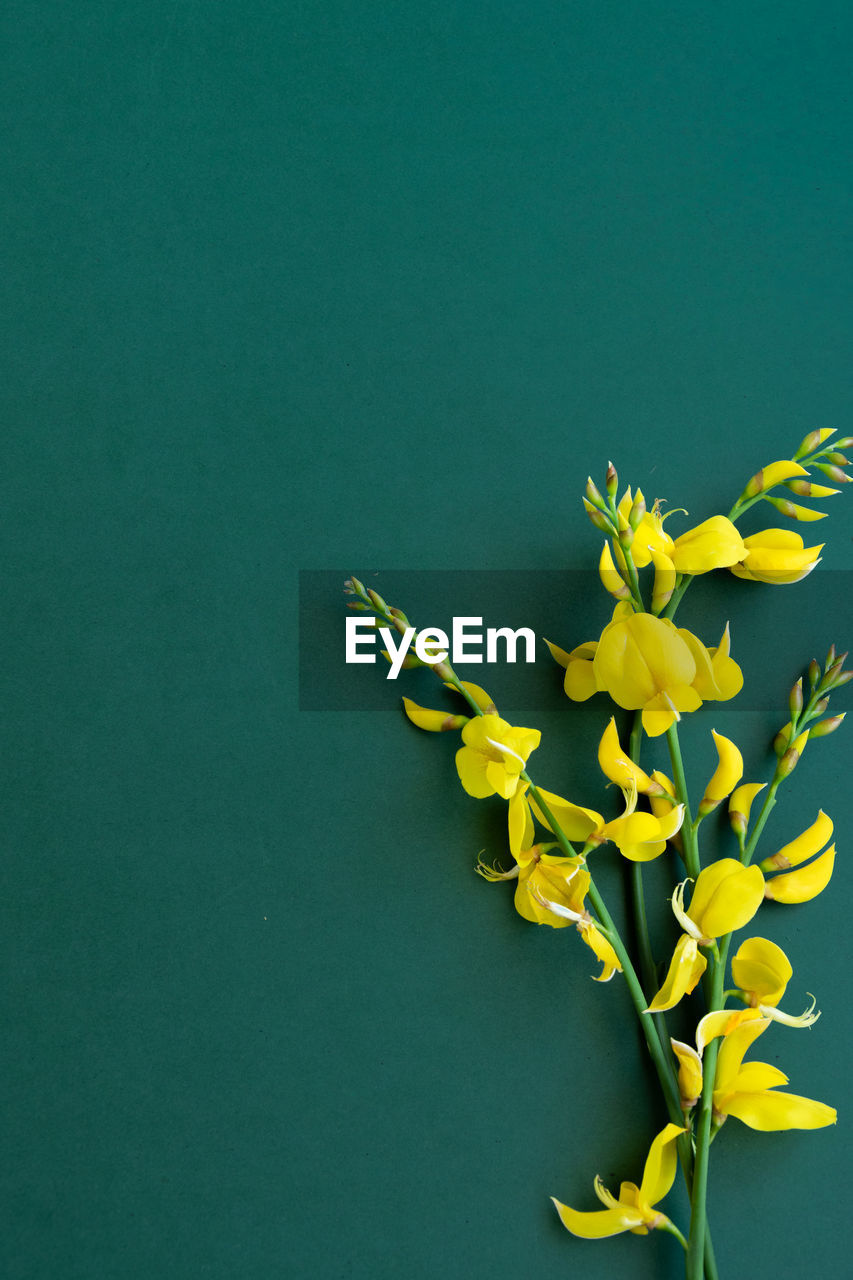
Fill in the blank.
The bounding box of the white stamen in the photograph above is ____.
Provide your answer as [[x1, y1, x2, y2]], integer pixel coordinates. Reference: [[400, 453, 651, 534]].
[[528, 883, 583, 923], [485, 736, 526, 766]]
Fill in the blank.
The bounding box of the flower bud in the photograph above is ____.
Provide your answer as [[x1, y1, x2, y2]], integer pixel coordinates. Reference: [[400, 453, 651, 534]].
[[402, 698, 468, 732], [814, 462, 853, 483], [775, 729, 809, 778], [346, 600, 370, 611], [826, 451, 849, 465], [826, 643, 837, 668], [809, 713, 846, 738], [824, 655, 846, 686], [741, 460, 808, 498], [583, 497, 613, 532], [381, 648, 422, 669], [585, 476, 606, 509], [698, 730, 744, 817], [784, 479, 840, 498], [628, 490, 647, 530], [367, 587, 389, 612], [835, 436, 853, 449], [808, 658, 821, 689], [605, 461, 618, 498], [793, 427, 835, 459], [789, 678, 803, 719], [774, 723, 792, 757], [650, 548, 676, 615], [598, 542, 631, 600], [728, 782, 767, 837], [763, 495, 827, 522]]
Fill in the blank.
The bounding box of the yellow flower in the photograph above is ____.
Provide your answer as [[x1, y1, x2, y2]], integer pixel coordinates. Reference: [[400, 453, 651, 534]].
[[670, 1038, 703, 1110], [615, 491, 675, 567], [402, 697, 469, 732], [650, 861, 765, 1008], [667, 516, 746, 575], [591, 611, 702, 736], [730, 529, 824, 584], [676, 623, 743, 703], [559, 610, 743, 735], [710, 1017, 836, 1131], [697, 730, 744, 817], [646, 935, 707, 1012], [527, 871, 623, 980], [730, 937, 820, 1028], [615, 493, 745, 574], [597, 718, 664, 795], [552, 1123, 686, 1239], [594, 783, 685, 862], [728, 782, 766, 837], [527, 785, 604, 843], [760, 811, 836, 903], [455, 714, 540, 799], [480, 789, 587, 927], [672, 858, 765, 944]]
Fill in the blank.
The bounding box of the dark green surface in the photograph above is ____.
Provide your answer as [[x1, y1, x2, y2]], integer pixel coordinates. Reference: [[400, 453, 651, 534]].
[[2, 3, 852, 1277]]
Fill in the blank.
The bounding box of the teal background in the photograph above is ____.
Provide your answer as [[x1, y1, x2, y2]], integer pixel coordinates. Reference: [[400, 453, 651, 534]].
[[2, 2, 851, 1277]]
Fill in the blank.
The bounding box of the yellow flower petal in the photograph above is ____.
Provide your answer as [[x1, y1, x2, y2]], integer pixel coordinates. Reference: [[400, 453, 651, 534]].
[[650, 549, 676, 614], [600, 804, 685, 861], [552, 1201, 643, 1239], [597, 717, 658, 794], [671, 516, 746, 574], [731, 937, 792, 1007], [528, 787, 603, 843], [728, 1060, 789, 1092], [730, 528, 824, 584], [764, 845, 835, 903], [455, 745, 494, 797], [564, 654, 600, 701], [753, 460, 810, 490], [699, 729, 744, 812], [402, 697, 469, 732], [687, 859, 765, 940], [638, 1123, 686, 1205], [720, 1090, 836, 1131], [696, 1007, 762, 1056], [508, 789, 535, 857], [543, 638, 572, 668], [762, 810, 833, 870], [714, 1016, 772, 1089], [646, 935, 707, 1012], [577, 921, 623, 982], [670, 1039, 703, 1108], [599, 541, 631, 599], [444, 681, 498, 714], [728, 782, 767, 834]]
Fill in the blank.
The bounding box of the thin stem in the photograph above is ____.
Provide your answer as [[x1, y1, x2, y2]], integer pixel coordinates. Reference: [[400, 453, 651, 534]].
[[685, 950, 726, 1279], [665, 724, 701, 878], [663, 574, 692, 619], [521, 775, 683, 1123], [740, 781, 779, 866], [658, 1219, 689, 1252]]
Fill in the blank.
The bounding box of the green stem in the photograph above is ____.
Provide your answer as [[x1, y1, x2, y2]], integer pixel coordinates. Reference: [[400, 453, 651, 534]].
[[666, 723, 701, 878], [626, 713, 658, 995], [685, 947, 726, 1279], [663, 574, 692, 619], [659, 1219, 689, 1252], [521, 775, 684, 1123], [740, 780, 779, 866]]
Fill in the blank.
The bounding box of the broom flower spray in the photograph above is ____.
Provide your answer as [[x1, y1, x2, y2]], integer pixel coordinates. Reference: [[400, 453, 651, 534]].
[[344, 426, 851, 1278]]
